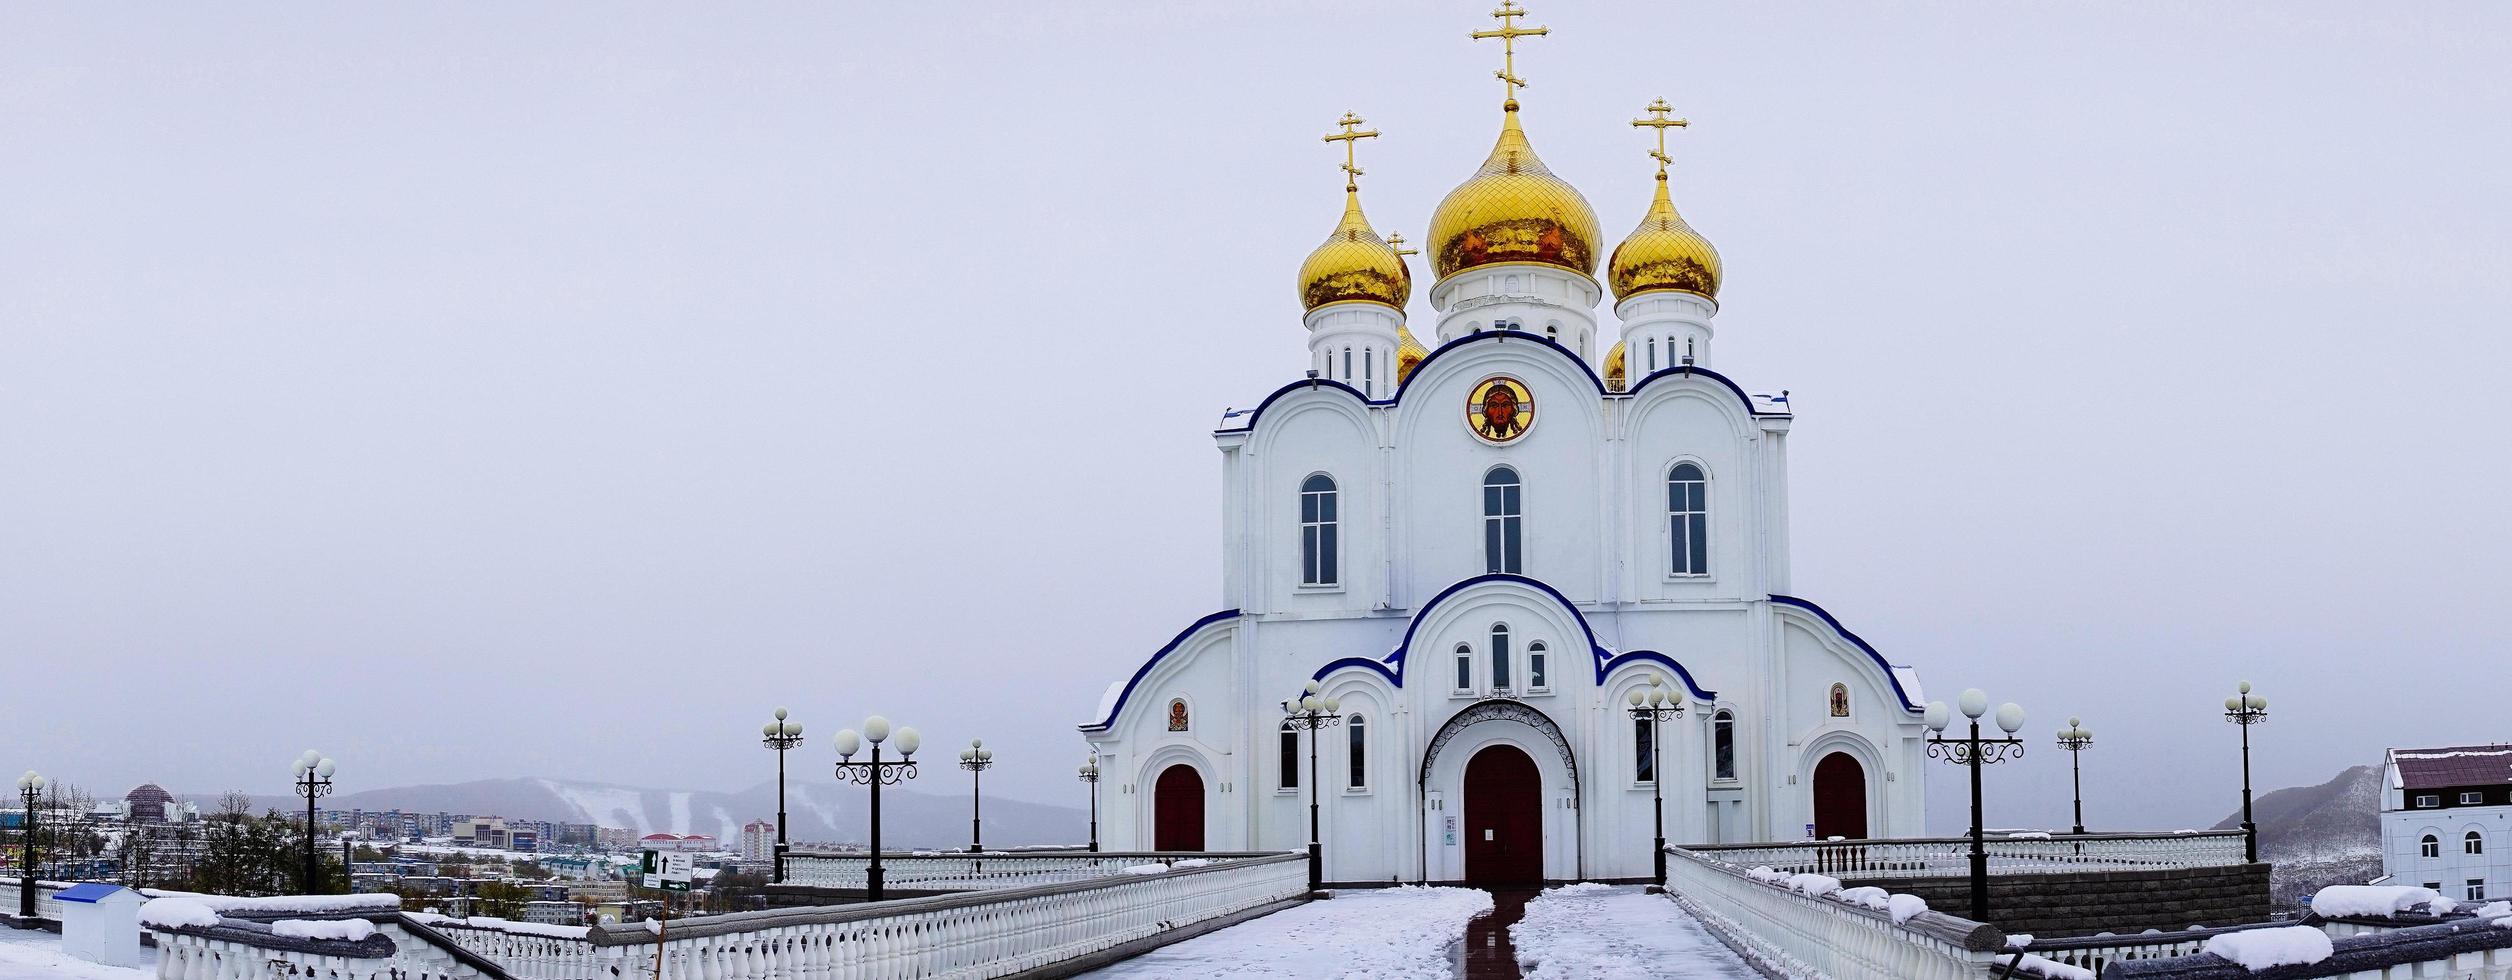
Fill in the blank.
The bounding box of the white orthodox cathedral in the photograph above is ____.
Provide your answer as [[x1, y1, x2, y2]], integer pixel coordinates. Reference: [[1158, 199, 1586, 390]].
[[1078, 6, 1931, 886]]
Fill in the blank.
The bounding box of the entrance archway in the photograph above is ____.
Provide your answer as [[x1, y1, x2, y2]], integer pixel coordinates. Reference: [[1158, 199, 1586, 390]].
[[1463, 744, 1543, 885], [1152, 764, 1205, 851], [1811, 752, 1868, 840]]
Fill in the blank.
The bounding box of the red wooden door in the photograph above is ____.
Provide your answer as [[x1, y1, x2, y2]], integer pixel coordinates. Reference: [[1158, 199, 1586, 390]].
[[1812, 752, 1869, 840], [1463, 744, 1543, 885], [1152, 765, 1205, 851]]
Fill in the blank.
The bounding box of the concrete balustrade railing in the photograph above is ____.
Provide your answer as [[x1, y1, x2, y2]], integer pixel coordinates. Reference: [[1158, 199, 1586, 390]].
[[144, 852, 1308, 980], [1684, 830, 2249, 879], [1663, 844, 2008, 980], [2102, 910, 2512, 978], [0, 876, 68, 922], [781, 849, 1276, 892]]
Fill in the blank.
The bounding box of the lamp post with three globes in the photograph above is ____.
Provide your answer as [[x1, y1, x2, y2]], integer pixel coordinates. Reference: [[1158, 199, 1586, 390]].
[[2055, 717, 2093, 835], [833, 717, 920, 902], [1077, 757, 1101, 853], [2225, 681, 2268, 864], [1923, 689, 2025, 922], [1280, 681, 1344, 892], [761, 707, 804, 883], [959, 740, 993, 853], [291, 751, 337, 894], [15, 771, 43, 918], [1625, 673, 1686, 887]]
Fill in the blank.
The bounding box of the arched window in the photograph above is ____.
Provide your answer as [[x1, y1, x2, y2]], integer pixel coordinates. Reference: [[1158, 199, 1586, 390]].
[[1299, 474, 1338, 586], [2468, 831, 2486, 855], [1527, 641, 1549, 691], [1363, 349, 1374, 397], [1647, 337, 1658, 372], [1279, 722, 1301, 790], [1489, 624, 1513, 692], [1347, 714, 1368, 789], [1712, 709, 1737, 781], [1453, 643, 1474, 694], [2422, 834, 2441, 858], [1668, 462, 1708, 576], [1343, 347, 1353, 380], [1483, 466, 1523, 574], [1545, 324, 1559, 342], [1634, 714, 1657, 783]]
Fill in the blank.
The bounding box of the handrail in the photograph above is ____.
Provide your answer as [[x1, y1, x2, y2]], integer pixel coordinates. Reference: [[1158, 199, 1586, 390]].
[[594, 850, 1304, 945], [1681, 830, 2248, 851]]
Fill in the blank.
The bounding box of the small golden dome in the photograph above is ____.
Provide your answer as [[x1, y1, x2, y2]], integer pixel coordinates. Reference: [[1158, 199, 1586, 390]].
[[1297, 188, 1410, 313], [1396, 325, 1431, 383], [1604, 339, 1627, 392], [1427, 107, 1602, 281], [1608, 173, 1721, 301]]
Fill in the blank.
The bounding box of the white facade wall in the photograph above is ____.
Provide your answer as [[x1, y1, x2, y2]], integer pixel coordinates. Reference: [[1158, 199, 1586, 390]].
[[1081, 326, 1931, 884], [2381, 796, 2512, 902]]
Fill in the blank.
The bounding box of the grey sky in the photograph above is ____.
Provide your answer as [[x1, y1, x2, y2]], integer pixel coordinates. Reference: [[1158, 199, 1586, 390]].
[[3, 2, 2505, 834]]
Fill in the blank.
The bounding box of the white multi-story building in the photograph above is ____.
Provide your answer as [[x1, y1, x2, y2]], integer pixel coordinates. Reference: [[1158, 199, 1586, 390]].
[[1076, 8, 1934, 887], [737, 820, 775, 862], [2381, 745, 2512, 903]]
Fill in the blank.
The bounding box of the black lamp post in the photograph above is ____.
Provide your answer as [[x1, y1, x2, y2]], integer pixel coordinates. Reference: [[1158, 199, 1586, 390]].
[[832, 717, 919, 902], [2224, 681, 2268, 864], [958, 739, 993, 853], [1077, 757, 1101, 853], [2055, 717, 2093, 836], [1625, 673, 1686, 888], [760, 707, 804, 883], [291, 750, 337, 894], [1280, 681, 1344, 892], [15, 771, 42, 920], [1922, 689, 2025, 923]]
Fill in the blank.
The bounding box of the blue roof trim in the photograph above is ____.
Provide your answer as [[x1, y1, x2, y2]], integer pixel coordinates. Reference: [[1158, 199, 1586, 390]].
[[1314, 656, 1401, 687], [1078, 609, 1242, 733], [1768, 594, 1924, 713], [1223, 330, 1777, 437], [57, 882, 131, 903], [1593, 650, 1717, 701], [1621, 363, 1771, 417]]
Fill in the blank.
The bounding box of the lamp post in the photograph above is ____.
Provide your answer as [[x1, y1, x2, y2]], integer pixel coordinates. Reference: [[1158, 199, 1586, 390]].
[[291, 751, 337, 894], [15, 771, 42, 920], [2055, 717, 2093, 836], [1077, 757, 1101, 853], [958, 740, 993, 853], [1625, 673, 1686, 887], [832, 717, 919, 902], [760, 707, 804, 883], [1922, 689, 2025, 922], [1280, 681, 1344, 892], [2224, 681, 2268, 864]]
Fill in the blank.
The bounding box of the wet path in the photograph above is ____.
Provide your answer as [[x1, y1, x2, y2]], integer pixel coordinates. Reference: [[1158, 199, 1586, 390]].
[[1455, 888, 1537, 978]]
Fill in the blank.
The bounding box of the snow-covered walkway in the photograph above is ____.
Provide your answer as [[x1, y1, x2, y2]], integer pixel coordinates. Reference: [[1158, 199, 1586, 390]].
[[0, 928, 151, 980], [1509, 883, 1760, 979], [1080, 886, 1493, 979]]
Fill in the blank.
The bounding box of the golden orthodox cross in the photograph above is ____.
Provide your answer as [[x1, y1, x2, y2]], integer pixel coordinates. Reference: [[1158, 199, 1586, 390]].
[[1322, 111, 1379, 191], [1632, 97, 1689, 176], [1385, 231, 1418, 258], [1472, 1, 1548, 107]]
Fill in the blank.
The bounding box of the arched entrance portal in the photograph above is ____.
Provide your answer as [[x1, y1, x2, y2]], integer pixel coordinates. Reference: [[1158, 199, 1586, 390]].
[[1463, 744, 1543, 885], [1152, 765, 1205, 851], [1811, 752, 1869, 840]]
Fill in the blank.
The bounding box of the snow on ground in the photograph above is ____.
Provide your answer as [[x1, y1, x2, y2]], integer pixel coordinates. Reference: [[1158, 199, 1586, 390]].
[[1081, 886, 1491, 979], [0, 928, 151, 980], [1509, 883, 1759, 980]]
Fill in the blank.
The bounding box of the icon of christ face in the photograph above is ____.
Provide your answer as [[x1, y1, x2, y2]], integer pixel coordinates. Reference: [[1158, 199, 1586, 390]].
[[1469, 378, 1532, 443]]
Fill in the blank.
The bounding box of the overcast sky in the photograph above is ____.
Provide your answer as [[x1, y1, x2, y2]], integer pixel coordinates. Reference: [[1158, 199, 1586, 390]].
[[3, 2, 2505, 834]]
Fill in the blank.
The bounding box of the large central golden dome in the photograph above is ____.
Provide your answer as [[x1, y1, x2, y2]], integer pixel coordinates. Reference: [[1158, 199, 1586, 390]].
[[1426, 106, 1602, 281]]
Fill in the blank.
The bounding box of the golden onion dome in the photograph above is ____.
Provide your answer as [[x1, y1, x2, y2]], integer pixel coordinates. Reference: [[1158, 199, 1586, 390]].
[[1603, 339, 1627, 392], [1427, 106, 1602, 281], [1296, 189, 1410, 313], [1608, 173, 1721, 301], [1395, 325, 1431, 382]]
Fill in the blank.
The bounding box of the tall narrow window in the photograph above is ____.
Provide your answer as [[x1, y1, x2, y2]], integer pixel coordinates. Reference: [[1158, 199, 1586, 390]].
[[1648, 338, 1658, 372], [1668, 462, 1708, 575], [1527, 641, 1548, 691], [1279, 724, 1300, 790], [1545, 324, 1559, 342], [1634, 717, 1656, 783], [1363, 349, 1374, 397], [1300, 474, 1339, 586], [1489, 624, 1512, 692], [1712, 710, 1737, 781], [1343, 347, 1353, 380], [2468, 831, 2486, 855], [1347, 715, 1367, 789], [1453, 644, 1474, 693], [1483, 466, 1522, 574]]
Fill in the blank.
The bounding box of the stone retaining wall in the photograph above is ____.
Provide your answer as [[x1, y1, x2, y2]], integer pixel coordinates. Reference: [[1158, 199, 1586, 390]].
[[1843, 863, 2272, 938]]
